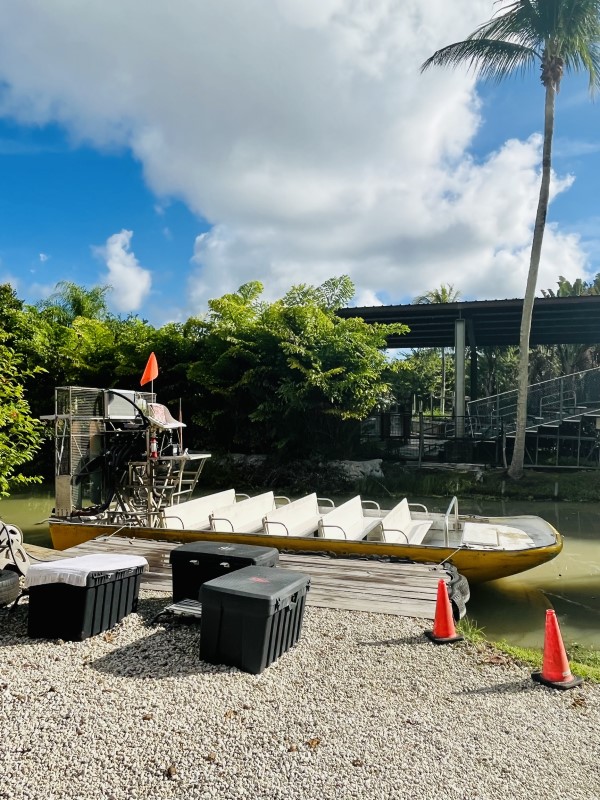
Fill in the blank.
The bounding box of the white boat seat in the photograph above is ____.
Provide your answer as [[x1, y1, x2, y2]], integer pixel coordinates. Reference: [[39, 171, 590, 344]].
[[262, 493, 323, 537], [379, 498, 432, 545], [163, 489, 236, 530], [317, 496, 382, 541], [210, 492, 276, 533]]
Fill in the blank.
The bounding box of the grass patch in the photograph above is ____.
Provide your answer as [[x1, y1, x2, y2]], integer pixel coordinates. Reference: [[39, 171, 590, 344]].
[[457, 617, 600, 683], [456, 616, 487, 645], [495, 642, 600, 683]]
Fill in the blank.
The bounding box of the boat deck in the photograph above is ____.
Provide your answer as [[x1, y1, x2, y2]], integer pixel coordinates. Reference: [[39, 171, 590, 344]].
[[24, 537, 458, 620]]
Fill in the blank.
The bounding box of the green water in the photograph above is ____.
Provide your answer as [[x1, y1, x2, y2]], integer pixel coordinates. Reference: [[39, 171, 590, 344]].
[[413, 496, 600, 650], [2, 487, 599, 649], [0, 487, 54, 546]]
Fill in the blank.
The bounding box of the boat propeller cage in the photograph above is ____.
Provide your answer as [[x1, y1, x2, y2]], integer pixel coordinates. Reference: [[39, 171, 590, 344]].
[[42, 386, 209, 527]]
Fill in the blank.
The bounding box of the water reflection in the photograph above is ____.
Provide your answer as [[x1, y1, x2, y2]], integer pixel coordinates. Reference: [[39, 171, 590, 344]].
[[0, 487, 53, 547], [1, 488, 599, 648]]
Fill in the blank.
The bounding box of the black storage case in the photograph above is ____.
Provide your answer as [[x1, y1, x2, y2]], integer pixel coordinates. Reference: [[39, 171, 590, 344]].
[[27, 565, 145, 641], [169, 541, 279, 602], [200, 566, 310, 674]]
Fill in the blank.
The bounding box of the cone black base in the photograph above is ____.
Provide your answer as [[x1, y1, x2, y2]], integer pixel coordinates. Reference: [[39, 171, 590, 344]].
[[531, 670, 583, 690], [424, 630, 464, 645]]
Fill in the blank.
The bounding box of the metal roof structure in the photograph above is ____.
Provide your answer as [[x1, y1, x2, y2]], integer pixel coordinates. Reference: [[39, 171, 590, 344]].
[[337, 295, 600, 349]]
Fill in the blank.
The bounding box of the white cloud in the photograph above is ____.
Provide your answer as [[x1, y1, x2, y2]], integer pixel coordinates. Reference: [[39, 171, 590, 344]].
[[0, 0, 591, 317], [39, 253, 49, 262], [95, 230, 152, 312]]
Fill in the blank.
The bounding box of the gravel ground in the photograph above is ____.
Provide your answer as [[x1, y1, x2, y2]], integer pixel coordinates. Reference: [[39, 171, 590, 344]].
[[1, 590, 599, 800]]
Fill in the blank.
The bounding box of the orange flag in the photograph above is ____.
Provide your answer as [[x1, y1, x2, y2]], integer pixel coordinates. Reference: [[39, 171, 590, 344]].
[[140, 352, 159, 386]]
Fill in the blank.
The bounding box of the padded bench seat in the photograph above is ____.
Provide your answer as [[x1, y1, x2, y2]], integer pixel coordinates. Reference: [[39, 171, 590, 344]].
[[263, 493, 327, 537], [317, 496, 382, 541], [163, 489, 237, 530], [209, 492, 276, 533], [378, 498, 433, 545]]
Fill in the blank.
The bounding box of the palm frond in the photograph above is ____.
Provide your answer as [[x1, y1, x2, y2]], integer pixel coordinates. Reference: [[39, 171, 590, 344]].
[[422, 0, 600, 91], [563, 42, 600, 91], [421, 39, 538, 82], [474, 1, 541, 51]]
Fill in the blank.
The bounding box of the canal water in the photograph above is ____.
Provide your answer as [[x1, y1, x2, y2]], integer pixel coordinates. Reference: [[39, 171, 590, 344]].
[[1, 488, 598, 649]]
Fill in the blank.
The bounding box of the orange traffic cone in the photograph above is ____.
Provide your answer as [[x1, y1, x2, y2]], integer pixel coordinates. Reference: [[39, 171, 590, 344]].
[[425, 579, 464, 644], [532, 609, 582, 690]]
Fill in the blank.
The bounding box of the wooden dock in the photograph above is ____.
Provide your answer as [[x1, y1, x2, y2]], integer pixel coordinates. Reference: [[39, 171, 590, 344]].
[[24, 537, 457, 620]]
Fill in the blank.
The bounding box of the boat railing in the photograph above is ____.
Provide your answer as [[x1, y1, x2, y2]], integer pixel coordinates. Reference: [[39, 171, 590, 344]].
[[361, 499, 381, 512], [104, 508, 169, 528], [443, 496, 459, 546]]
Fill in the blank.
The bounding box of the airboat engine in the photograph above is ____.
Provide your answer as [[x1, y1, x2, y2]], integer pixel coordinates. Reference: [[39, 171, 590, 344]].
[[42, 386, 210, 528]]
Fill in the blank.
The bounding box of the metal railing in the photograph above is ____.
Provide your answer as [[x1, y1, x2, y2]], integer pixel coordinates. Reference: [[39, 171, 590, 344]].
[[443, 496, 459, 546], [360, 370, 600, 468], [467, 366, 600, 436]]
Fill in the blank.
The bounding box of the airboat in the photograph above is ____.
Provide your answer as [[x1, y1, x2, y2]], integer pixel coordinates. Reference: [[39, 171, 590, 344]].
[[42, 386, 563, 584]]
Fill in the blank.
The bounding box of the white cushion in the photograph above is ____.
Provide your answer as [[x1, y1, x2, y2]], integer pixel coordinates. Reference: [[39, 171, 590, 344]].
[[25, 554, 148, 588]]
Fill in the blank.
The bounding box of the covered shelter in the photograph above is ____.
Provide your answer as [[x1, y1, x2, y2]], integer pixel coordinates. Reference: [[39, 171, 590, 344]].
[[338, 295, 600, 431]]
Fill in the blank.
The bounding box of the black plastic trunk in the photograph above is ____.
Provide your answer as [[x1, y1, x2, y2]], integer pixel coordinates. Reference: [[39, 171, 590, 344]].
[[200, 566, 310, 674], [27, 566, 144, 641], [169, 541, 279, 602]]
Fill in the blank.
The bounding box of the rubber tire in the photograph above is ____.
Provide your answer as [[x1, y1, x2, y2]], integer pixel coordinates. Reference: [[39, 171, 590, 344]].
[[0, 569, 20, 607], [454, 574, 470, 603], [451, 592, 466, 622]]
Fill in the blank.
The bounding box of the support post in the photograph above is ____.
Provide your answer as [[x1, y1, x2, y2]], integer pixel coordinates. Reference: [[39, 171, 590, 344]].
[[454, 320, 466, 438]]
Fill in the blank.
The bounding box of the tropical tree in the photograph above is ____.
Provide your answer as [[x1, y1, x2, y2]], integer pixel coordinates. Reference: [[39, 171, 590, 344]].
[[477, 345, 520, 397], [0, 332, 44, 495], [539, 272, 600, 375], [413, 284, 461, 305], [389, 349, 446, 408], [187, 278, 407, 457], [542, 273, 600, 297], [414, 284, 461, 413], [422, 0, 600, 479], [37, 280, 112, 326]]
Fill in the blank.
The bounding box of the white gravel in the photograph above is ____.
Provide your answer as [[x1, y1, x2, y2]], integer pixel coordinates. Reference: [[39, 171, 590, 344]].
[[1, 590, 599, 800]]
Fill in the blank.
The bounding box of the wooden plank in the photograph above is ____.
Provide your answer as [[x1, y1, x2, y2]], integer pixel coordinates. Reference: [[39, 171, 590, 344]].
[[27, 535, 459, 619], [279, 558, 449, 583], [24, 543, 66, 561], [274, 567, 445, 588]]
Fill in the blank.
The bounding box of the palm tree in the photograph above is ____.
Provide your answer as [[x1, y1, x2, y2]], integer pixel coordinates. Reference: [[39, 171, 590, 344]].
[[421, 0, 600, 479], [39, 281, 112, 326], [414, 284, 461, 413], [413, 284, 461, 305]]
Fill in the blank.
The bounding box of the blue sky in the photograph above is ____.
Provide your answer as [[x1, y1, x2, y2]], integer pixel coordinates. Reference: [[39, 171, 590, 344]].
[[0, 119, 209, 322], [0, 0, 599, 325]]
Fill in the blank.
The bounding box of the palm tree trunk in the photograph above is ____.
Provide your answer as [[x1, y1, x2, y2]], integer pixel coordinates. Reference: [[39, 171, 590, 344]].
[[508, 84, 555, 480]]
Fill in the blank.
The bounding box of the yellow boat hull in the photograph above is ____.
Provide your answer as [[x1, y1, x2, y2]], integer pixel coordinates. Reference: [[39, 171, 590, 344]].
[[49, 521, 563, 584]]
